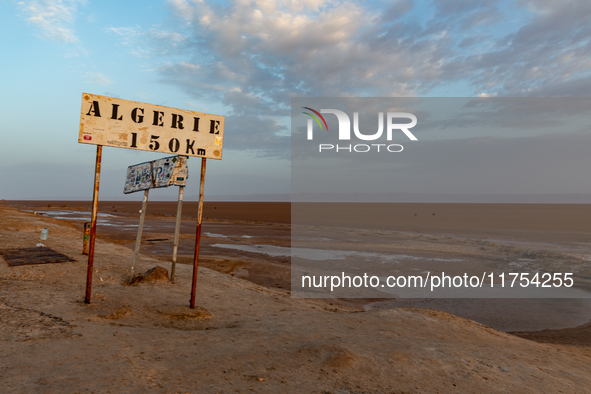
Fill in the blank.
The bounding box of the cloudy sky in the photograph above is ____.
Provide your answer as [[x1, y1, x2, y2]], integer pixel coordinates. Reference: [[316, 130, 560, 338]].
[[1, 0, 591, 201]]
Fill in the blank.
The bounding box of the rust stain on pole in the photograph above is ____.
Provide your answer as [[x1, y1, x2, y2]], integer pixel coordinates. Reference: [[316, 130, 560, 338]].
[[85, 145, 102, 304], [190, 158, 207, 309]]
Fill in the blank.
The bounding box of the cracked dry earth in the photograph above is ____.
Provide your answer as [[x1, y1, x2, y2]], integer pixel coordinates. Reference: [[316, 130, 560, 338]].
[[1, 204, 591, 393]]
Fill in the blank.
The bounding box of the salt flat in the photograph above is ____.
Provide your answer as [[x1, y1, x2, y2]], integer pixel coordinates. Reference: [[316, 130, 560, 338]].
[[1, 203, 591, 392]]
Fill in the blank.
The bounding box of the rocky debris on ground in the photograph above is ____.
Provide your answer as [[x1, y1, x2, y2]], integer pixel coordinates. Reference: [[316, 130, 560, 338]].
[[126, 266, 172, 285]]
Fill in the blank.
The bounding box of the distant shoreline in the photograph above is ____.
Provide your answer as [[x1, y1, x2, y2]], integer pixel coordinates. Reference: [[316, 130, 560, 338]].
[[4, 200, 591, 236], [7, 191, 591, 204]]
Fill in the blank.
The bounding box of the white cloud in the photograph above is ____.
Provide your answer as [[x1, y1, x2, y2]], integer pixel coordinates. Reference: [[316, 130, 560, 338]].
[[18, 0, 83, 43], [106, 26, 138, 41], [106, 26, 188, 58], [153, 0, 459, 156], [166, 0, 591, 100], [162, 0, 447, 102], [85, 72, 113, 85], [151, 0, 591, 156]]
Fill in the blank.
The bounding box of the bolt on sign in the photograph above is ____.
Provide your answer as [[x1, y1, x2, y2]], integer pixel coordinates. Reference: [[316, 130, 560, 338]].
[[124, 155, 189, 194], [79, 93, 224, 160]]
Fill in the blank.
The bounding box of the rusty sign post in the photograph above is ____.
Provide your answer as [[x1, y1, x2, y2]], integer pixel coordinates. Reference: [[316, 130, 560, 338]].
[[129, 189, 149, 281], [84, 145, 102, 304], [170, 185, 184, 283], [190, 158, 207, 309], [79, 93, 224, 306]]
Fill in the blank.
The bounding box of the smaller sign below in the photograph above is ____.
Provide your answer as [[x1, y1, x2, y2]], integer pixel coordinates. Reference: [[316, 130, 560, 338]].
[[124, 156, 189, 194], [125, 162, 153, 194]]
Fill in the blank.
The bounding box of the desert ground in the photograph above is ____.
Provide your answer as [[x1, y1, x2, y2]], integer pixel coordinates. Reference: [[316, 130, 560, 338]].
[[1, 201, 591, 393]]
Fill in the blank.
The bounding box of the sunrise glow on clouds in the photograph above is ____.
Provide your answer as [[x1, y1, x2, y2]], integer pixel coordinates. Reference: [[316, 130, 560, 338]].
[[2, 0, 591, 199]]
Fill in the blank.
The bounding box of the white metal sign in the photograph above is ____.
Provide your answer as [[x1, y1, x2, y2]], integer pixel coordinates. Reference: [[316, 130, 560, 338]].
[[124, 156, 189, 194], [79, 93, 224, 160]]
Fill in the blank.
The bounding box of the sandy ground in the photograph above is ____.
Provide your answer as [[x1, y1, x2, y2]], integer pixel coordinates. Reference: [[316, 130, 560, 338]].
[[6, 201, 591, 332], [2, 204, 591, 392]]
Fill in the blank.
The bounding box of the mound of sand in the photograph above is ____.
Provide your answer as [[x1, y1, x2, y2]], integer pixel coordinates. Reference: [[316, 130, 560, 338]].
[[127, 266, 172, 285], [1, 204, 591, 393]]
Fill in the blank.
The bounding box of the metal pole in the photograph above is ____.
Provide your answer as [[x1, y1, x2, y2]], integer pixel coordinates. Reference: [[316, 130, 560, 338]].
[[84, 145, 102, 304], [170, 186, 184, 283], [190, 158, 207, 309], [129, 189, 149, 281]]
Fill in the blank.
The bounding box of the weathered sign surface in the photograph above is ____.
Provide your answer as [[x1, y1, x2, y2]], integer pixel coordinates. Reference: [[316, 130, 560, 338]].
[[79, 93, 224, 160], [153, 156, 188, 188], [124, 156, 189, 194]]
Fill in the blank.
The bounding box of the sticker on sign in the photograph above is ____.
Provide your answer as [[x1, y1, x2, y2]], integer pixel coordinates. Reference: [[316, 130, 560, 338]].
[[79, 93, 224, 160], [124, 156, 189, 194]]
